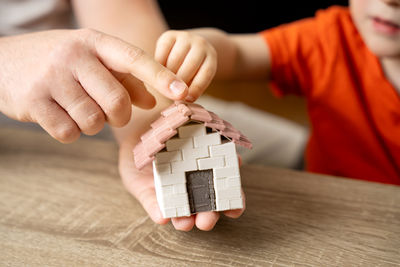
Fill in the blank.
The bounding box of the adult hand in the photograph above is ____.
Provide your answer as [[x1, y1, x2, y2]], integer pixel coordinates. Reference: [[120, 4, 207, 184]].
[[0, 29, 188, 143], [118, 138, 246, 231]]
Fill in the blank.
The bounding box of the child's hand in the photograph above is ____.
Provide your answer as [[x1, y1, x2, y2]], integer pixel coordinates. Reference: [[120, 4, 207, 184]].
[[0, 29, 188, 143], [155, 30, 217, 102]]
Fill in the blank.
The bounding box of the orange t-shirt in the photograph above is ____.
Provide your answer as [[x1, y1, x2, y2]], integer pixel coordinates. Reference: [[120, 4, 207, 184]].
[[261, 6, 400, 185]]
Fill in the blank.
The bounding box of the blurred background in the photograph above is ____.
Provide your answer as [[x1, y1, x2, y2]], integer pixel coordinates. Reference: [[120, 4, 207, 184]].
[[158, 0, 348, 33]]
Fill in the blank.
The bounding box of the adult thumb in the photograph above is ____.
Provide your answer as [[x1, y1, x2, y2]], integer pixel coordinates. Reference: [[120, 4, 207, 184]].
[[92, 31, 188, 100]]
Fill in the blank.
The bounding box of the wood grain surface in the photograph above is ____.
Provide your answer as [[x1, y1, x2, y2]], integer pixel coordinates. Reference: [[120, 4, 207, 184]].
[[0, 127, 399, 266]]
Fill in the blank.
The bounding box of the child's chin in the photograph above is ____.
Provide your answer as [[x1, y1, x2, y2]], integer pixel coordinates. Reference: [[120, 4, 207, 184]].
[[365, 36, 400, 58]]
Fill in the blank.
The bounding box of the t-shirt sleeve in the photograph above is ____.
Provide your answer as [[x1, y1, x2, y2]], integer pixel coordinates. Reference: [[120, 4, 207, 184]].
[[260, 8, 342, 98]]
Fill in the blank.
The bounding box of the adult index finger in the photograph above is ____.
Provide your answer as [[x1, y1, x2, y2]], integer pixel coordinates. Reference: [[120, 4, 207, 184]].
[[92, 32, 188, 100]]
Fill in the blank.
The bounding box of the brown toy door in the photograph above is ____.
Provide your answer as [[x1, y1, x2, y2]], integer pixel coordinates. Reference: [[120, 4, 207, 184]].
[[186, 169, 216, 214]]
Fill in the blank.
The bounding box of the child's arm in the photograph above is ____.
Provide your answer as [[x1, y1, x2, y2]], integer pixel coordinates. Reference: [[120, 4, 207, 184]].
[[188, 28, 272, 81], [72, 0, 167, 55]]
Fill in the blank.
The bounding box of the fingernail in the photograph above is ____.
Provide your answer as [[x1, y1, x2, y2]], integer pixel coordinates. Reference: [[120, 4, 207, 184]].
[[169, 80, 187, 96], [185, 95, 195, 102]]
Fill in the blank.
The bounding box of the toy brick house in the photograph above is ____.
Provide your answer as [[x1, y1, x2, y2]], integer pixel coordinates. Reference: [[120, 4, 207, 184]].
[[133, 101, 252, 218]]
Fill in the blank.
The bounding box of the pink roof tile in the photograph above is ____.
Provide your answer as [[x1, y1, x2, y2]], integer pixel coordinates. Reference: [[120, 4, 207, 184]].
[[237, 136, 253, 149], [204, 112, 226, 131], [187, 103, 213, 122], [133, 143, 155, 169], [161, 104, 179, 117], [150, 116, 167, 129], [142, 137, 165, 156], [154, 128, 178, 144], [165, 109, 190, 129], [133, 101, 252, 170], [177, 103, 192, 116]]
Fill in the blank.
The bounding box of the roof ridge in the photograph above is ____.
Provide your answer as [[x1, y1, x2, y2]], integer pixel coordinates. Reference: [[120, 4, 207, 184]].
[[133, 101, 252, 170]]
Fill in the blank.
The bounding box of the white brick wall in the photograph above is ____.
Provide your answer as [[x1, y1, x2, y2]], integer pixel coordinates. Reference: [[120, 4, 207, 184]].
[[153, 122, 243, 218], [154, 162, 171, 176], [155, 172, 185, 186], [193, 132, 221, 148], [227, 176, 241, 187], [209, 142, 243, 211], [178, 124, 206, 138], [213, 166, 240, 179], [225, 155, 239, 167], [153, 161, 190, 218], [216, 186, 241, 199], [155, 150, 182, 164], [197, 156, 225, 170], [171, 159, 198, 173], [161, 193, 189, 206], [210, 141, 236, 157], [182, 147, 209, 160], [229, 198, 243, 209], [166, 137, 193, 151]]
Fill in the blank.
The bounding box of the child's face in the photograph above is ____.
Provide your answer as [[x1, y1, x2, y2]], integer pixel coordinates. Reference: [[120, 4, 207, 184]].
[[350, 0, 400, 57]]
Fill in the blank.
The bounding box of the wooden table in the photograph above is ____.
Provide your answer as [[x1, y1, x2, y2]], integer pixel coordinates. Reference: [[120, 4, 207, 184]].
[[1, 127, 399, 266]]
